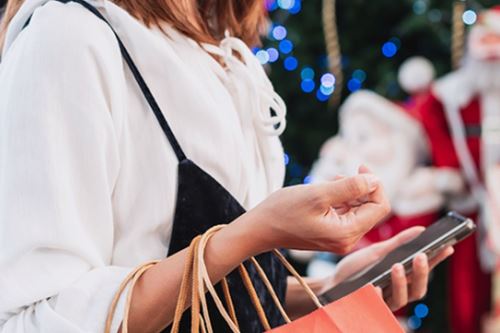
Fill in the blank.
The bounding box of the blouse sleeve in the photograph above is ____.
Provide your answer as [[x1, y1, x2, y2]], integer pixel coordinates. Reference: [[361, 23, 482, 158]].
[[0, 2, 133, 332]]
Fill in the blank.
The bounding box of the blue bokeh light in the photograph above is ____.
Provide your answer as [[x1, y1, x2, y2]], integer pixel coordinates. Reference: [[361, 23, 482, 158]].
[[320, 73, 336, 88], [413, 0, 427, 15], [289, 0, 302, 14], [352, 69, 366, 82], [301, 67, 315, 80], [407, 316, 422, 330], [347, 78, 362, 92], [279, 39, 294, 54], [277, 0, 295, 10], [284, 56, 298, 71], [301, 79, 315, 93], [415, 303, 429, 318], [272, 25, 287, 40], [316, 89, 329, 102], [284, 153, 290, 165], [382, 41, 398, 58], [267, 48, 279, 63], [303, 175, 313, 184], [256, 50, 270, 64], [320, 84, 334, 95], [463, 10, 477, 25], [266, 0, 278, 11]]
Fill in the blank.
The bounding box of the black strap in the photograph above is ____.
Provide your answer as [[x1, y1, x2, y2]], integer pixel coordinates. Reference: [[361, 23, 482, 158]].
[[24, 0, 187, 162]]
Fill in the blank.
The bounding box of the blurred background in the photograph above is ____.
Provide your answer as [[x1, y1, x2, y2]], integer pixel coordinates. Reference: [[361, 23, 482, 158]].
[[259, 1, 500, 333]]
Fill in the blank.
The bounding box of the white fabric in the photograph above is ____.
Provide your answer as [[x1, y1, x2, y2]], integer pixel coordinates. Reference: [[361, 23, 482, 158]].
[[0, 0, 286, 331]]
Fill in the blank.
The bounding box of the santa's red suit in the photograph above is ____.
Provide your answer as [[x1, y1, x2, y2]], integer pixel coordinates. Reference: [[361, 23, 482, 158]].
[[416, 89, 491, 333]]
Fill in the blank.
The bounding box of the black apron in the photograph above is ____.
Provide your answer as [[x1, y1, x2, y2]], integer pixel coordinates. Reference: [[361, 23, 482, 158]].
[[24, 1, 288, 332]]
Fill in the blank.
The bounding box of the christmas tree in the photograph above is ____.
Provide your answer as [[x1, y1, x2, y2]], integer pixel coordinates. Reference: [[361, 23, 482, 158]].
[[261, 0, 498, 186]]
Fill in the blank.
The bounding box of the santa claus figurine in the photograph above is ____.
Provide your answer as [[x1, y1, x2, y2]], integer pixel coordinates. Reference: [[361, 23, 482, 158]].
[[413, 6, 500, 333]]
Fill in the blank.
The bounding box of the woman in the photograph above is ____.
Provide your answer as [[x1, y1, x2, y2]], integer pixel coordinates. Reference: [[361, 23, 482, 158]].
[[0, 0, 452, 332]]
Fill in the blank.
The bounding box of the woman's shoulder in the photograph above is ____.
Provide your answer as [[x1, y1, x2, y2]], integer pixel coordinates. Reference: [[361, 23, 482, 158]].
[[3, 0, 120, 62]]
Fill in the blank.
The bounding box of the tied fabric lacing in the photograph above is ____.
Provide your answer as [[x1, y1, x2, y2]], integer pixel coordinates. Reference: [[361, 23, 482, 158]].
[[201, 32, 287, 137]]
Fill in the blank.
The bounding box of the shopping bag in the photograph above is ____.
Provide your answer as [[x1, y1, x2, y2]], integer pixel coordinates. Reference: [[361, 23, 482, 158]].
[[268, 284, 403, 333], [105, 225, 404, 333]]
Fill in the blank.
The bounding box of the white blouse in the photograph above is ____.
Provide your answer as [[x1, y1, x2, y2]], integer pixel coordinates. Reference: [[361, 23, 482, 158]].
[[0, 0, 286, 331]]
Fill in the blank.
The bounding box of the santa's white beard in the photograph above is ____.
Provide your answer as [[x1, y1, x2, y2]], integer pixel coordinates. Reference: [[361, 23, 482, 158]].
[[464, 58, 500, 93]]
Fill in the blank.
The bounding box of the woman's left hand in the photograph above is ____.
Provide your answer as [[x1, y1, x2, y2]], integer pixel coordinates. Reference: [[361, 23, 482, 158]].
[[319, 226, 454, 310]]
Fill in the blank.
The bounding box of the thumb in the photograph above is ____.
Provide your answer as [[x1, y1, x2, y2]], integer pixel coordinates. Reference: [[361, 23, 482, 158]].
[[317, 174, 380, 205]]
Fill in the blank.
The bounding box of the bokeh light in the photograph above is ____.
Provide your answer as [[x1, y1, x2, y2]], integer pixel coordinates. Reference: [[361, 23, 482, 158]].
[[267, 48, 279, 63], [301, 79, 315, 93], [277, 0, 295, 10], [320, 73, 336, 88], [320, 84, 334, 95], [352, 69, 366, 82], [463, 10, 477, 25], [347, 78, 362, 92], [316, 89, 329, 102], [272, 25, 287, 40], [279, 39, 294, 54], [284, 56, 298, 71], [415, 303, 429, 318], [301, 67, 315, 80], [407, 315, 422, 330], [382, 41, 398, 58], [256, 50, 270, 64]]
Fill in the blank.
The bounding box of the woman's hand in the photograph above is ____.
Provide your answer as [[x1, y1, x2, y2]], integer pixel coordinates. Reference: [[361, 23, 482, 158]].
[[321, 227, 454, 310], [238, 166, 391, 255]]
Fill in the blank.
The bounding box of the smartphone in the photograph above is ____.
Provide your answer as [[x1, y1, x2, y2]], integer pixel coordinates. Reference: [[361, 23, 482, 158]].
[[318, 212, 476, 304]]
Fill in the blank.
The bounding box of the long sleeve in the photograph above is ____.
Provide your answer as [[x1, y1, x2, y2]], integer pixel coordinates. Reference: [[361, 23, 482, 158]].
[[0, 2, 133, 332]]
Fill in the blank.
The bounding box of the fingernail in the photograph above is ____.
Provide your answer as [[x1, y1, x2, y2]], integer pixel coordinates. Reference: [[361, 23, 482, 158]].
[[363, 174, 379, 191], [417, 254, 427, 266], [393, 264, 404, 275]]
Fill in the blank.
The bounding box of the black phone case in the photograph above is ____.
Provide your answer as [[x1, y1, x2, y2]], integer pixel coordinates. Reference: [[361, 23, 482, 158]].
[[318, 212, 476, 304]]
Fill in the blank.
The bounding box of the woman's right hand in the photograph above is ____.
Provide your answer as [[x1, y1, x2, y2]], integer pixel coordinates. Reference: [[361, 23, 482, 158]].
[[238, 166, 391, 255]]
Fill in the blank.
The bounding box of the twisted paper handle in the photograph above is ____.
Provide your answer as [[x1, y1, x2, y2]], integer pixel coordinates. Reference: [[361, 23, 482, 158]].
[[180, 225, 323, 333], [105, 225, 323, 333]]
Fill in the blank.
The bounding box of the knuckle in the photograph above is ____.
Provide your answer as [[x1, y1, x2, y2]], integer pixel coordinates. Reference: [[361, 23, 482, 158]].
[[346, 178, 364, 197]]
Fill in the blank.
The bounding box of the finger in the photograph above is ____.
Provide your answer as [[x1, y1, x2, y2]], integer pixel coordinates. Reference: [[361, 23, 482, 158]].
[[429, 246, 454, 270], [334, 174, 346, 181], [375, 286, 383, 299], [389, 264, 408, 311], [317, 174, 380, 205], [358, 164, 372, 174], [357, 165, 389, 213], [372, 227, 426, 257], [409, 253, 429, 301]]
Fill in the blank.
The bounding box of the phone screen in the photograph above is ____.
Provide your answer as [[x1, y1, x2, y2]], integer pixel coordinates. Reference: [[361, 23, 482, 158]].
[[318, 212, 475, 304]]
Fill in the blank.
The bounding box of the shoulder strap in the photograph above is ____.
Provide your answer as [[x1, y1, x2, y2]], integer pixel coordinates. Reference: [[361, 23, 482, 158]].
[[24, 0, 187, 162]]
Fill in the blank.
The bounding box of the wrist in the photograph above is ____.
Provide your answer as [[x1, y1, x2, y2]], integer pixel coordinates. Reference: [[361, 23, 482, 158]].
[[230, 211, 274, 256], [207, 213, 268, 267]]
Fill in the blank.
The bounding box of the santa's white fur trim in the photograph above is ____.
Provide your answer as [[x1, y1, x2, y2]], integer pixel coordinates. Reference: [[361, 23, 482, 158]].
[[398, 57, 435, 94]]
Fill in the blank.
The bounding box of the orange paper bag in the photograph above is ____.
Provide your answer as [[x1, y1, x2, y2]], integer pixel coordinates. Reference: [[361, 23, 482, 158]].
[[268, 284, 403, 333], [162, 226, 405, 333]]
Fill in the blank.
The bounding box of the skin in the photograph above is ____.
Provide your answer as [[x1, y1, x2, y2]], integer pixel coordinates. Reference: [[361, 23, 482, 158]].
[[122, 166, 453, 333]]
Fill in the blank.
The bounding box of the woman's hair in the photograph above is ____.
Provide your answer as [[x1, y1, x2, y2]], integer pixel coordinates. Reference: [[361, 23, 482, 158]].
[[0, 0, 266, 49]]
